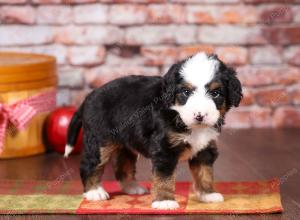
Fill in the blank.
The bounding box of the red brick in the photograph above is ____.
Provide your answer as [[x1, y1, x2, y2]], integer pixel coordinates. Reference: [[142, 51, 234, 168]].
[[220, 8, 241, 24], [259, 5, 293, 24], [187, 6, 257, 24], [173, 0, 239, 3], [225, 107, 272, 128], [186, 6, 215, 24], [64, 0, 97, 3], [126, 25, 174, 45], [33, 0, 97, 4], [99, 0, 166, 3], [0, 6, 35, 24], [273, 107, 300, 128], [29, 45, 67, 64], [293, 6, 300, 23], [85, 66, 159, 88], [216, 46, 248, 65], [251, 108, 272, 128], [199, 25, 266, 45], [263, 26, 300, 44], [37, 6, 72, 24], [0, 26, 55, 46], [237, 66, 300, 87], [141, 46, 178, 66], [74, 4, 108, 24], [178, 45, 214, 60], [174, 25, 198, 44], [224, 109, 252, 129], [109, 4, 148, 25], [55, 26, 124, 45], [240, 88, 255, 106], [238, 66, 275, 87], [32, 0, 62, 3], [55, 26, 83, 45], [147, 4, 185, 24], [276, 67, 300, 85], [58, 66, 84, 88], [254, 87, 290, 106], [0, 0, 27, 3], [125, 25, 197, 45], [68, 46, 106, 66], [220, 6, 257, 24], [250, 46, 282, 64], [284, 46, 300, 66], [0, 44, 67, 64], [287, 84, 300, 105], [106, 53, 144, 66], [250, 107, 273, 128], [244, 0, 295, 3], [105, 45, 144, 66]]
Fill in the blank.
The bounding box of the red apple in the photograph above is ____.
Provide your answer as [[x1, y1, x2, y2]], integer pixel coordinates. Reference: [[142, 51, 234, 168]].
[[45, 106, 83, 155]]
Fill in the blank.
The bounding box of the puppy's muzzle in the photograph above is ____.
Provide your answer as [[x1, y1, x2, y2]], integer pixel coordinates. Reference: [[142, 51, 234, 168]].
[[195, 113, 204, 122]]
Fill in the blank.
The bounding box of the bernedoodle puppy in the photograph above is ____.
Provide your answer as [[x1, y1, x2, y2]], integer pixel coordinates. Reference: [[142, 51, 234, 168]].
[[65, 52, 243, 210]]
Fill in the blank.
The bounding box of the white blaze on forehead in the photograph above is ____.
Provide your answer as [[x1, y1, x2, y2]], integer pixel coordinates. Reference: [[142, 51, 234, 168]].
[[180, 52, 219, 88], [171, 52, 221, 127]]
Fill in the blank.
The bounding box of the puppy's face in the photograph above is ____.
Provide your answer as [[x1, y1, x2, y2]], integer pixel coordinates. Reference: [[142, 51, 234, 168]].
[[164, 52, 243, 128]]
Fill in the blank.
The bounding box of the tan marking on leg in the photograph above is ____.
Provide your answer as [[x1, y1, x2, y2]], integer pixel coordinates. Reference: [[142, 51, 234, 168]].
[[189, 164, 214, 193], [113, 148, 137, 183], [84, 166, 104, 192], [179, 148, 192, 162], [152, 172, 176, 201], [84, 143, 119, 192], [113, 148, 148, 195], [99, 144, 119, 166], [120, 158, 135, 182]]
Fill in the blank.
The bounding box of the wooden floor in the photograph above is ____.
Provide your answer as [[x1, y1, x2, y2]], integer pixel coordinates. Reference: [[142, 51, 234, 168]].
[[0, 129, 299, 220]]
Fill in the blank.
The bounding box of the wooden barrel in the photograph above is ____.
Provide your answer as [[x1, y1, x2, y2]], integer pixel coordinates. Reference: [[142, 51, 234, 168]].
[[0, 52, 57, 158]]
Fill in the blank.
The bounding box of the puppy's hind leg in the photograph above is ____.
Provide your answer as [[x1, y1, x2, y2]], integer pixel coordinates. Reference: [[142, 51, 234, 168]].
[[80, 134, 118, 201], [113, 148, 148, 195]]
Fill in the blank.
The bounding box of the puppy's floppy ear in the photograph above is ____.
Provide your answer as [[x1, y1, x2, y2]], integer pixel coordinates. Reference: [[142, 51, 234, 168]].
[[164, 63, 179, 86], [225, 67, 243, 108], [162, 62, 182, 106]]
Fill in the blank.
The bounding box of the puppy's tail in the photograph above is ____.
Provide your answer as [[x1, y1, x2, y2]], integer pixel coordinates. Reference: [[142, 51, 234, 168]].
[[64, 104, 83, 158]]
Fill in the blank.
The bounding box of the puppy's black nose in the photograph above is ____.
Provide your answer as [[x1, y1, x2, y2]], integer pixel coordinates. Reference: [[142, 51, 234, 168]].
[[195, 114, 204, 122]]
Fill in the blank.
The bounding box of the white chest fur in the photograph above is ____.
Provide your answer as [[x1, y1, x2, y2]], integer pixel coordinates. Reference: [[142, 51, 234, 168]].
[[185, 127, 219, 155]]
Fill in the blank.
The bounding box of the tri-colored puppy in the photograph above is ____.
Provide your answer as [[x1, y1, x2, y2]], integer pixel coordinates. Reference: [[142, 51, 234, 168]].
[[65, 52, 243, 210]]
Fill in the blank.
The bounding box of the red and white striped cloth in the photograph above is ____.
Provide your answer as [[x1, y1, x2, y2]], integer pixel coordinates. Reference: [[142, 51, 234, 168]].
[[0, 90, 56, 154]]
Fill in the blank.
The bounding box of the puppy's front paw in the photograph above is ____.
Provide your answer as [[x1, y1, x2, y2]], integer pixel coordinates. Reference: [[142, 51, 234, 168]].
[[121, 181, 148, 195], [151, 200, 180, 210], [83, 186, 110, 201], [198, 192, 224, 203]]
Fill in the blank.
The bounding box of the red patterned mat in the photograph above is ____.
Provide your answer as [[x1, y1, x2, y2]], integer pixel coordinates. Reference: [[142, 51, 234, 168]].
[[0, 179, 283, 214]]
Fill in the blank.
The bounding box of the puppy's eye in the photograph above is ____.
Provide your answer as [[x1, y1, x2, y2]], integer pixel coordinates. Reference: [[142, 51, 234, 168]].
[[211, 90, 221, 98], [182, 89, 191, 97]]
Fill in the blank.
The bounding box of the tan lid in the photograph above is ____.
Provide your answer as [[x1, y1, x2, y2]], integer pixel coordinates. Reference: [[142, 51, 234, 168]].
[[0, 52, 57, 92]]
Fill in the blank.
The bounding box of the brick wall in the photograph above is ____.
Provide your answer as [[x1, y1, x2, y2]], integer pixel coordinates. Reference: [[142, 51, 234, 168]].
[[0, 0, 300, 128]]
